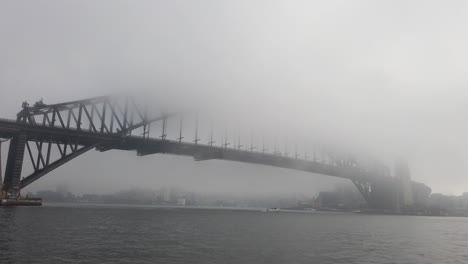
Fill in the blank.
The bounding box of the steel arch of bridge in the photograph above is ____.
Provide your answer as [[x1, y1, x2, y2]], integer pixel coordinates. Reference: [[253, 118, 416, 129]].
[[2, 96, 170, 198]]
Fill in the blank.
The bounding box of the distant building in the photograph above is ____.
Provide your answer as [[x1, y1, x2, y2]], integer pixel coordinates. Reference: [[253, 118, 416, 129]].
[[177, 198, 186, 206], [318, 191, 341, 208], [317, 183, 365, 210], [159, 188, 170, 203], [411, 182, 431, 206]]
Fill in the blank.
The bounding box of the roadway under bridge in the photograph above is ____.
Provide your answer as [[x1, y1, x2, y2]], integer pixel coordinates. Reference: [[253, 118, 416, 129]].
[[0, 96, 420, 211]]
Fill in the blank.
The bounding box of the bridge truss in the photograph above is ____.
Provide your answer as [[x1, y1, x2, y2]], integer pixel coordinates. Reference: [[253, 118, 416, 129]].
[[1, 96, 168, 198]]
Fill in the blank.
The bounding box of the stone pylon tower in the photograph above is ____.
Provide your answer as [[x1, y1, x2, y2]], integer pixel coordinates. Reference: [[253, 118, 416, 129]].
[[394, 160, 413, 207], [0, 139, 8, 198]]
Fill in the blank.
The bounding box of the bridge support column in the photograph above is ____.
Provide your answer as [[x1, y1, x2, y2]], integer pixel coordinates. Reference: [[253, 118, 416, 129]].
[[2, 134, 27, 198]]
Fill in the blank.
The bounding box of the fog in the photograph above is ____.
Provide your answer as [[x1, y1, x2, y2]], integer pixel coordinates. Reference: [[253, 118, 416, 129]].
[[1, 0, 468, 195]]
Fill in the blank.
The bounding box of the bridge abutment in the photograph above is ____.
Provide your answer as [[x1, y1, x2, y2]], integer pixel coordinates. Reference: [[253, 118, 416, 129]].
[[353, 177, 401, 213]]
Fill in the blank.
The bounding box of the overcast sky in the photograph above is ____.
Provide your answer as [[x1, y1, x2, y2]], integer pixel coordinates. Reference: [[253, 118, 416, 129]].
[[1, 0, 468, 195]]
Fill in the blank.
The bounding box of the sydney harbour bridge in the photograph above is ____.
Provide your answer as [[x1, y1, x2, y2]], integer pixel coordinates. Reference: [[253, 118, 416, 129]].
[[0, 96, 430, 212]]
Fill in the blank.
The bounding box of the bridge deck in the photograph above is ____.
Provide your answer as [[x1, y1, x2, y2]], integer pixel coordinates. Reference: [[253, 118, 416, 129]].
[[0, 118, 385, 185]]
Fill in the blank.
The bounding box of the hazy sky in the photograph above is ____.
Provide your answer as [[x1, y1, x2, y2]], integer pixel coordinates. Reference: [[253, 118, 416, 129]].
[[1, 0, 468, 195]]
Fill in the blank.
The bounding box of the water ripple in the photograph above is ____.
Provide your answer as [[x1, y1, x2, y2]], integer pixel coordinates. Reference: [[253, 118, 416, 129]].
[[1, 205, 468, 264]]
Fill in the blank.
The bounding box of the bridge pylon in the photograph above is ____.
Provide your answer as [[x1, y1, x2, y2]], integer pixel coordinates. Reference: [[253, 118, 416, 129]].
[[2, 134, 27, 198], [0, 138, 9, 199]]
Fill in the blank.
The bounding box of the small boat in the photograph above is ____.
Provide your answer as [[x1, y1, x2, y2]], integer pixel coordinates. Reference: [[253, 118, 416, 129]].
[[264, 207, 317, 213]]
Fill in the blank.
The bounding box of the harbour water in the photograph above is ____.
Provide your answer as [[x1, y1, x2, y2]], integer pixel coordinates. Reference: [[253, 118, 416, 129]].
[[1, 204, 468, 264]]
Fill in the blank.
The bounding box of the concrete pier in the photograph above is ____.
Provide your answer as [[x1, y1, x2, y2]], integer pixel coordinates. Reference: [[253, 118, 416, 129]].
[[0, 198, 42, 206]]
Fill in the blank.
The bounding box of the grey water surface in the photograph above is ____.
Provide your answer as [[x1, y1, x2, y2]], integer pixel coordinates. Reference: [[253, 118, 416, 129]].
[[1, 204, 467, 264]]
